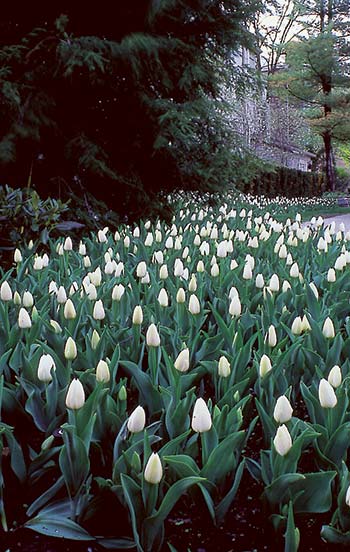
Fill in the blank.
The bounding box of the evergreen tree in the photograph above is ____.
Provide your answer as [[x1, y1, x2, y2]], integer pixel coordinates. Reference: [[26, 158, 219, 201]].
[[0, 2, 258, 216], [271, 0, 350, 190]]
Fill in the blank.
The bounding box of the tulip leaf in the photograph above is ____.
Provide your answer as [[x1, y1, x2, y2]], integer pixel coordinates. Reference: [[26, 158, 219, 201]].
[[59, 428, 90, 497], [292, 471, 336, 513], [97, 537, 136, 549], [25, 515, 93, 540], [321, 526, 350, 544], [164, 454, 200, 477], [323, 423, 350, 466], [201, 431, 245, 483], [120, 474, 144, 552], [264, 473, 306, 505], [284, 501, 300, 552], [27, 476, 65, 517], [215, 458, 245, 524], [143, 476, 206, 550]]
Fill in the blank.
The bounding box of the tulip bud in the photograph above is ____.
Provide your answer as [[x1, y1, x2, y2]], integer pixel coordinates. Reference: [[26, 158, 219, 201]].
[[64, 298, 76, 320], [63, 237, 73, 251], [13, 291, 21, 305], [174, 348, 190, 373], [41, 435, 55, 451], [136, 261, 147, 278], [96, 360, 110, 383], [189, 275, 197, 292], [273, 424, 292, 456], [218, 356, 231, 378], [0, 281, 12, 301], [37, 354, 56, 383], [84, 256, 91, 268], [269, 274, 280, 292], [132, 305, 143, 325], [65, 379, 85, 409], [18, 308, 32, 328], [288, 316, 302, 338], [23, 291, 34, 308], [188, 294, 200, 314], [79, 242, 86, 255], [56, 286, 67, 304], [346, 485, 350, 507], [112, 283, 125, 301], [197, 260, 205, 273], [176, 288, 186, 304], [211, 263, 220, 278], [328, 365, 342, 388], [146, 324, 160, 347], [229, 295, 241, 317], [118, 385, 127, 401], [242, 263, 252, 280], [255, 273, 265, 289], [64, 337, 77, 360], [158, 288, 169, 307], [191, 398, 212, 433], [144, 452, 163, 484], [50, 319, 62, 333], [14, 248, 22, 263], [273, 396, 293, 423], [159, 265, 168, 280], [322, 317, 335, 339], [319, 378, 337, 408], [289, 262, 299, 278], [91, 329, 100, 350], [301, 315, 311, 333], [327, 268, 336, 283], [259, 354, 272, 377], [127, 405, 146, 433], [93, 299, 105, 320]]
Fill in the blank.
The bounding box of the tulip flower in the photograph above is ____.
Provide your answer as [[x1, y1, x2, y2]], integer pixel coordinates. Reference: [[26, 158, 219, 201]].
[[127, 405, 146, 433], [269, 274, 280, 292], [23, 291, 34, 308], [259, 354, 272, 377], [188, 294, 200, 314], [144, 452, 163, 484], [289, 262, 299, 278], [255, 273, 265, 288], [64, 298, 76, 320], [65, 379, 85, 409], [327, 268, 336, 283], [112, 284, 125, 301], [319, 378, 337, 408], [132, 305, 143, 325], [273, 424, 292, 456], [64, 337, 77, 360], [13, 291, 21, 305], [56, 286, 67, 304], [157, 289, 169, 307], [91, 329, 100, 350], [266, 325, 277, 347], [96, 360, 110, 383], [273, 396, 293, 424], [174, 348, 190, 373], [136, 261, 147, 278], [92, 300, 105, 320], [229, 295, 241, 317], [0, 281, 12, 301], [191, 398, 212, 433], [37, 354, 56, 383], [322, 317, 335, 339], [218, 356, 231, 378], [146, 324, 160, 347], [289, 316, 302, 337], [159, 265, 168, 279], [243, 263, 252, 280], [63, 237, 73, 251], [189, 275, 197, 292], [18, 308, 32, 329], [14, 248, 22, 263], [301, 315, 311, 333], [328, 365, 342, 388]]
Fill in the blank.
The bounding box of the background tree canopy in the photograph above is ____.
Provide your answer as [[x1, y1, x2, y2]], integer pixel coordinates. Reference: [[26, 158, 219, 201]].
[[0, 1, 258, 217]]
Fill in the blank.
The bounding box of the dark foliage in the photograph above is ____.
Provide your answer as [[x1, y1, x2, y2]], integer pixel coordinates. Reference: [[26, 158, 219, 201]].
[[0, 1, 259, 215]]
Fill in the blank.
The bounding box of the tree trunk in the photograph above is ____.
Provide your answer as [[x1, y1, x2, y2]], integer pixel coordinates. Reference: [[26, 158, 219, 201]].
[[323, 131, 336, 191]]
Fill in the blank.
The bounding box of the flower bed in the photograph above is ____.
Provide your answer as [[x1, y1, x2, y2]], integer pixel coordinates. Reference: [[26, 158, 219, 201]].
[[1, 197, 350, 551]]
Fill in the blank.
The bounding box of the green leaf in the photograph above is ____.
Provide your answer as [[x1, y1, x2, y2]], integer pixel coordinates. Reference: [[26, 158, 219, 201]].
[[284, 501, 300, 552], [25, 516, 93, 540]]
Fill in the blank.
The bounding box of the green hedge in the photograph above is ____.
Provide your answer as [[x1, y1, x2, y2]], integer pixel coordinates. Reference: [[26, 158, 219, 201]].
[[237, 166, 325, 198]]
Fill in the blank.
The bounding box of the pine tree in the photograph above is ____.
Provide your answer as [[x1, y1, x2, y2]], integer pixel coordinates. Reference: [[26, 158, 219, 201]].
[[0, 2, 258, 215]]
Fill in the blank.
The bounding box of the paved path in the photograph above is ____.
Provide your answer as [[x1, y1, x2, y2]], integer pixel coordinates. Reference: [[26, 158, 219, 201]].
[[305, 214, 350, 232]]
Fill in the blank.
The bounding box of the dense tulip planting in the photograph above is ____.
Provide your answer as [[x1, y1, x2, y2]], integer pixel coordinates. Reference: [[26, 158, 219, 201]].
[[2, 196, 350, 551]]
